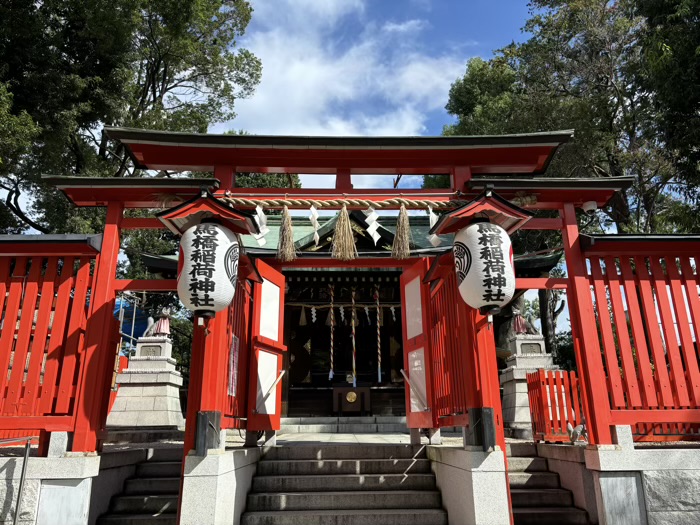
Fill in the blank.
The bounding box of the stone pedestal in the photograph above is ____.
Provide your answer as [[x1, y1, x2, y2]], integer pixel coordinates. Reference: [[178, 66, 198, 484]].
[[499, 334, 557, 439], [106, 336, 185, 428]]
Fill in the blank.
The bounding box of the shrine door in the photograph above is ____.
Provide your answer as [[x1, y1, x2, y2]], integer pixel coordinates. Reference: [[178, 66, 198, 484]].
[[246, 259, 287, 431], [399, 258, 436, 429]]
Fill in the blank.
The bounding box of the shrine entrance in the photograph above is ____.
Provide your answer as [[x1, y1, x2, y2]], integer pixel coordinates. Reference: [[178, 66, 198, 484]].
[[11, 126, 652, 525], [282, 267, 406, 418]]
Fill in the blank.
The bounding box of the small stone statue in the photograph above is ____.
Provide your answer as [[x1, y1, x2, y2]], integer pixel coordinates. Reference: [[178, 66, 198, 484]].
[[143, 308, 171, 337], [567, 417, 588, 444]]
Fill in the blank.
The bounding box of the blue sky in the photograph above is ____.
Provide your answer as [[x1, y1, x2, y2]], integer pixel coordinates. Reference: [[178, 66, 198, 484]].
[[213, 0, 533, 189], [216, 0, 532, 138]]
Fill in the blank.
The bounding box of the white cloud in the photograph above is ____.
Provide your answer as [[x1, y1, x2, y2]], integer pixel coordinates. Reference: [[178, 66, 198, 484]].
[[218, 0, 464, 140], [215, 0, 468, 188], [382, 19, 428, 33]]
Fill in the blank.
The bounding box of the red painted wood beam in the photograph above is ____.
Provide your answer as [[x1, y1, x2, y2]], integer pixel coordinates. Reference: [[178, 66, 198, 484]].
[[515, 278, 568, 290], [265, 257, 419, 269], [0, 416, 74, 431], [0, 243, 101, 257], [114, 279, 177, 291], [611, 410, 700, 424], [130, 143, 556, 174], [520, 218, 562, 230], [561, 203, 613, 445], [582, 241, 700, 257], [71, 203, 123, 452]]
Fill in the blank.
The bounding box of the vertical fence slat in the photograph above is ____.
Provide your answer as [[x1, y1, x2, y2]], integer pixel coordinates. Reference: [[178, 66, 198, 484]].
[[562, 370, 575, 424], [680, 257, 700, 357], [649, 257, 691, 407], [634, 256, 675, 408], [570, 371, 581, 428], [38, 257, 76, 414], [546, 370, 559, 437], [666, 259, 700, 407], [22, 258, 59, 414], [604, 256, 643, 408], [554, 371, 566, 435], [55, 259, 92, 414], [589, 258, 626, 408], [0, 258, 28, 414], [3, 259, 43, 414], [618, 258, 658, 408]]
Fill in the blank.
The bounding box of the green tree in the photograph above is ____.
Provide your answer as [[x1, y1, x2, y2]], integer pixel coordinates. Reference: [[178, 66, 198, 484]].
[[0, 83, 40, 233], [438, 1, 690, 234], [0, 0, 262, 234], [637, 0, 700, 201]]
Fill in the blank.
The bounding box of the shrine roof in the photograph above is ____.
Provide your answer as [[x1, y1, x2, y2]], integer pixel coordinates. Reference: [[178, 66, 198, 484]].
[[103, 127, 573, 175], [0, 234, 102, 256]]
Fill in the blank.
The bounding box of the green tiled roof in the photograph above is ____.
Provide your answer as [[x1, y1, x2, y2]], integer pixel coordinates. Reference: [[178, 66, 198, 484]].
[[242, 215, 453, 251]]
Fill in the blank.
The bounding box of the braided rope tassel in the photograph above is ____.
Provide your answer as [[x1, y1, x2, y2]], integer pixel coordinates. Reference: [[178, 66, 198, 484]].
[[329, 285, 335, 380], [375, 285, 381, 384], [351, 288, 357, 388]]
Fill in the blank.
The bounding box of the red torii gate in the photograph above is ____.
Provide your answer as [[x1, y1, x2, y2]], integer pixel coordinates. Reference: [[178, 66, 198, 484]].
[[28, 127, 637, 457]]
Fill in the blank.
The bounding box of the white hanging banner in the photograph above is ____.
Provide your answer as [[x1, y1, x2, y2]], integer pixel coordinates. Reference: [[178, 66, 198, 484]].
[[253, 205, 270, 246], [363, 206, 381, 245], [453, 222, 515, 311], [309, 206, 320, 246], [426, 206, 442, 247]]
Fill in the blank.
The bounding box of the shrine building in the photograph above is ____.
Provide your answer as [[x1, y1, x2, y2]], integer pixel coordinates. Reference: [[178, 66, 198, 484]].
[[1, 127, 699, 525]]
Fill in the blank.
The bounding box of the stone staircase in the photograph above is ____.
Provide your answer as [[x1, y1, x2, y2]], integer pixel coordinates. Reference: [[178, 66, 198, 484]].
[[97, 448, 181, 525], [241, 444, 448, 525], [280, 416, 461, 434], [507, 443, 589, 525]]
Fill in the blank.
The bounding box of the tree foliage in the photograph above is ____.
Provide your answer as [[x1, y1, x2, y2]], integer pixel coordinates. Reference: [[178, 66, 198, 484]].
[[438, 0, 697, 234], [637, 0, 700, 200], [0, 0, 262, 234]]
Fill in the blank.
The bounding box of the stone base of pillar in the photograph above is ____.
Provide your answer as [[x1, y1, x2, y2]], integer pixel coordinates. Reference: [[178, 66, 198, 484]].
[[106, 336, 185, 429], [427, 446, 511, 525], [500, 335, 557, 439], [180, 449, 261, 525]]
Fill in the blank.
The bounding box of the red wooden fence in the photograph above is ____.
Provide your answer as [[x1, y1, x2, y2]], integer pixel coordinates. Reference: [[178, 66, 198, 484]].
[[583, 248, 700, 441], [0, 255, 97, 438], [527, 370, 585, 443]]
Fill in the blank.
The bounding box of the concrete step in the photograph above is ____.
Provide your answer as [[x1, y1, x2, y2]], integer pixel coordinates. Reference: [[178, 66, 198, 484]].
[[241, 508, 448, 525], [97, 514, 177, 525], [145, 448, 183, 462], [281, 417, 407, 425], [278, 424, 411, 434], [246, 490, 442, 511], [513, 507, 589, 525], [510, 488, 574, 507], [110, 495, 178, 514], [135, 461, 182, 478], [506, 442, 538, 457], [123, 477, 180, 495], [263, 445, 426, 461], [508, 472, 560, 489], [257, 458, 431, 476], [252, 473, 437, 492], [507, 457, 549, 472]]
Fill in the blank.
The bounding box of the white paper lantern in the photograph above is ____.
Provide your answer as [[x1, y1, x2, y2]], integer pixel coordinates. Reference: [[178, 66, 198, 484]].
[[453, 221, 515, 312], [177, 222, 240, 317]]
